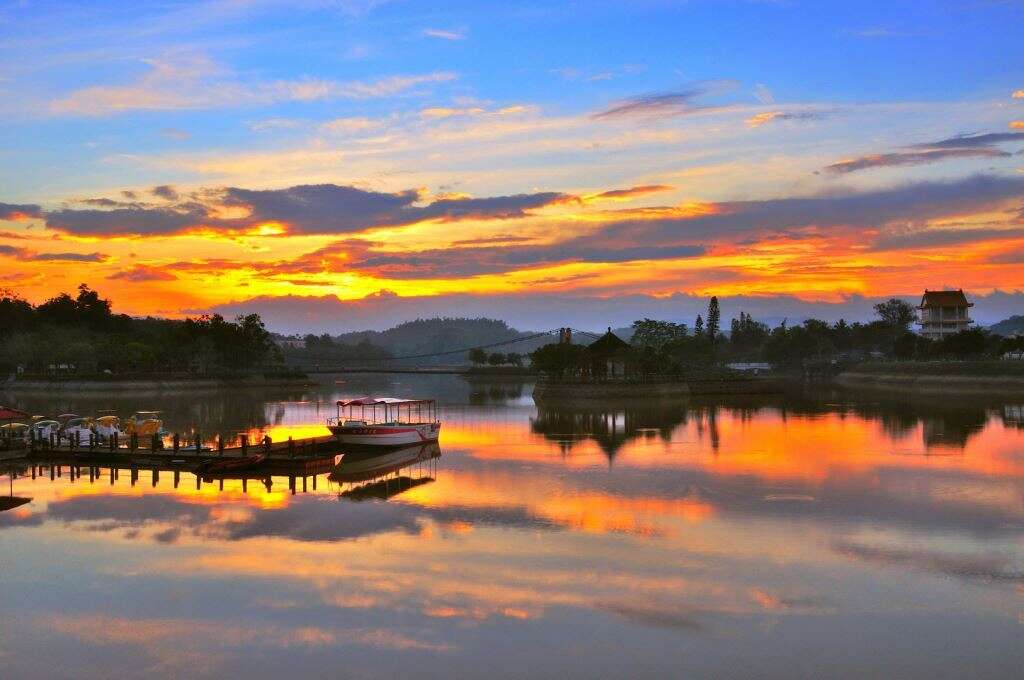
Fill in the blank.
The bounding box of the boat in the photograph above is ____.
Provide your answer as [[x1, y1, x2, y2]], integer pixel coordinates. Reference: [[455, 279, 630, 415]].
[[0, 423, 28, 449], [60, 417, 93, 443], [327, 397, 441, 447], [93, 415, 124, 440], [28, 419, 60, 442], [329, 441, 440, 483], [195, 453, 267, 475], [124, 411, 164, 437]]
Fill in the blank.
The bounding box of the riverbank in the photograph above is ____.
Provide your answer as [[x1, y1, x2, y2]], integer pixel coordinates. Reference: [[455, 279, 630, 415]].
[[835, 361, 1024, 395], [3, 372, 311, 393]]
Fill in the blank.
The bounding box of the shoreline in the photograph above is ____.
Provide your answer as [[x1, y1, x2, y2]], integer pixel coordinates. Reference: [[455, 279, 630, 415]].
[[3, 374, 312, 393], [833, 361, 1024, 395]]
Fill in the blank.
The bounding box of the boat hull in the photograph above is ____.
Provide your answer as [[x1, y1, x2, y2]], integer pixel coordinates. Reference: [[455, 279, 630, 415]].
[[328, 422, 441, 447]]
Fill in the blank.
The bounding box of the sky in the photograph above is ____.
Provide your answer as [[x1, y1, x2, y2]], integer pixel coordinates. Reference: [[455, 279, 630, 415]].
[[1, 0, 1024, 332]]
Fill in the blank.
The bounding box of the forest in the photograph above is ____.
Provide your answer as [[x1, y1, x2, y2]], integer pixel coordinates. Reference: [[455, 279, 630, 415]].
[[0, 285, 281, 376]]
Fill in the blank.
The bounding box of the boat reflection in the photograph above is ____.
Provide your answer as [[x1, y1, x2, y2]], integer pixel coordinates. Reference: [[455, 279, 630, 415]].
[[329, 441, 441, 501]]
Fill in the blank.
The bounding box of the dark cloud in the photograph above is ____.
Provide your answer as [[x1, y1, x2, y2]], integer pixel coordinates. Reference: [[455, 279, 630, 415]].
[[593, 602, 707, 631], [833, 540, 1024, 582], [592, 82, 736, 120], [912, 132, 1024, 149], [108, 265, 178, 282], [339, 241, 705, 278], [597, 174, 1024, 244], [986, 249, 1024, 264], [0, 244, 105, 262], [42, 184, 570, 236], [31, 251, 106, 262], [871, 227, 1024, 251], [0, 202, 42, 220], [44, 206, 205, 236], [151, 185, 179, 200], [823, 148, 1009, 174]]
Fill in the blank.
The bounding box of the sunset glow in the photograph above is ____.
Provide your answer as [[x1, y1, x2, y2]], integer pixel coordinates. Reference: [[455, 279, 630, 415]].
[[2, 2, 1022, 328]]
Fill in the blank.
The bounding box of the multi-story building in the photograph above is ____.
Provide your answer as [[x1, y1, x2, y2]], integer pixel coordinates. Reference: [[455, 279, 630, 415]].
[[917, 289, 972, 340]]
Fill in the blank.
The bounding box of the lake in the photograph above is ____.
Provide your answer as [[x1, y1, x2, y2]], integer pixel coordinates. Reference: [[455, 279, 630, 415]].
[[2, 374, 1023, 678]]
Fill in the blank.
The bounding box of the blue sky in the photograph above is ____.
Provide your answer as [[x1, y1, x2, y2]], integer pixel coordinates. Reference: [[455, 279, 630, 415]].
[[1, 0, 1023, 328]]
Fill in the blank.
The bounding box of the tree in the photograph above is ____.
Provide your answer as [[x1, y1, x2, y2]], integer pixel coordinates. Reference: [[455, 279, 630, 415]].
[[468, 347, 487, 365], [706, 296, 721, 342], [487, 352, 506, 366], [506, 352, 524, 367], [529, 343, 589, 378], [630, 318, 687, 350], [874, 298, 916, 331], [694, 314, 704, 337]]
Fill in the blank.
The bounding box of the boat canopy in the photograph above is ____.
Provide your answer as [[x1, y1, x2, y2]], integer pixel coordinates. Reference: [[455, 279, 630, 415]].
[[0, 406, 29, 420], [336, 397, 435, 407]]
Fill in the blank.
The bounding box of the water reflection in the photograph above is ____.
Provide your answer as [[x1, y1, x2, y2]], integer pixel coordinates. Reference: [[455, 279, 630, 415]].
[[2, 377, 1024, 678]]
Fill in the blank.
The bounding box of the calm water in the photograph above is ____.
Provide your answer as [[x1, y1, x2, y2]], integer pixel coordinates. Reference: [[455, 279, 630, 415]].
[[2, 375, 1023, 679]]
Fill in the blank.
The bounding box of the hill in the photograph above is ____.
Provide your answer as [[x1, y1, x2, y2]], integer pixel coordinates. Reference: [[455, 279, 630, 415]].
[[989, 315, 1024, 336], [335, 317, 549, 365]]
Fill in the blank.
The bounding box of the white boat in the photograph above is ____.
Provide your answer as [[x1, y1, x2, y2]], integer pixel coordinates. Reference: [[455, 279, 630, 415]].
[[328, 397, 441, 447]]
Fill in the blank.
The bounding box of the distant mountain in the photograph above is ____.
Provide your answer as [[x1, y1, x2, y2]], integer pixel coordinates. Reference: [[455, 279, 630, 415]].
[[989, 315, 1024, 336], [335, 317, 551, 364]]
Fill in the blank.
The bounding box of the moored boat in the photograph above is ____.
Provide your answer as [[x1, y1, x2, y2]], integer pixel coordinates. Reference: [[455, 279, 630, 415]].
[[327, 397, 441, 447]]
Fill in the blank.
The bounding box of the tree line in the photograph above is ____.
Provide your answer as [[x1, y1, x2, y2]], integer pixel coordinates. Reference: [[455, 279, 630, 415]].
[[0, 285, 281, 376], [530, 296, 1024, 378]]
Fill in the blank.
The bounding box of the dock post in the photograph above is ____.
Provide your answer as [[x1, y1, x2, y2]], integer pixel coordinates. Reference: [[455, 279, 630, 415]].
[[111, 432, 117, 452], [217, 436, 224, 456], [241, 435, 248, 457], [130, 432, 138, 453], [242, 477, 247, 493], [288, 436, 294, 458], [174, 469, 180, 489], [302, 476, 307, 493], [195, 432, 201, 454], [173, 433, 179, 454], [289, 476, 296, 495], [131, 467, 138, 486], [49, 432, 55, 449], [152, 469, 159, 487], [151, 433, 159, 451]]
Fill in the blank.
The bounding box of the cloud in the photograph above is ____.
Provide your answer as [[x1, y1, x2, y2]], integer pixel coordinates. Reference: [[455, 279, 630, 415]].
[[745, 110, 823, 128], [833, 541, 1024, 583], [50, 53, 458, 115], [823, 148, 1010, 174], [585, 185, 674, 201], [108, 265, 178, 282], [910, 131, 1024, 150], [1011, 121, 1024, 130], [0, 244, 106, 262], [151, 185, 178, 200], [44, 206, 205, 236], [592, 82, 736, 120], [329, 240, 706, 278], [871, 227, 1024, 251], [1014, 90, 1024, 99], [31, 251, 107, 262], [40, 183, 570, 237], [596, 174, 1024, 244], [0, 202, 42, 220], [821, 130, 1024, 175], [422, 28, 465, 40]]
